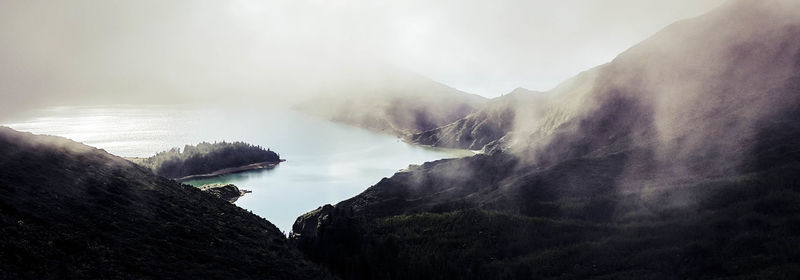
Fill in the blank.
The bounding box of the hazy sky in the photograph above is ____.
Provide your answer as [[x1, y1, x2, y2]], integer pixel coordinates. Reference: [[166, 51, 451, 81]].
[[0, 0, 726, 116]]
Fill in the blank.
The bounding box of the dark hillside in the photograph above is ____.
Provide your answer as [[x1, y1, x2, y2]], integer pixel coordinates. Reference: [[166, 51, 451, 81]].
[[292, 133, 800, 279], [291, 0, 800, 279], [0, 127, 327, 279]]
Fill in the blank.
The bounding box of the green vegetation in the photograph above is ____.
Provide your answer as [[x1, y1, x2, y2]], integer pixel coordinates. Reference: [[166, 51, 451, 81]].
[[0, 127, 328, 279], [139, 141, 280, 179]]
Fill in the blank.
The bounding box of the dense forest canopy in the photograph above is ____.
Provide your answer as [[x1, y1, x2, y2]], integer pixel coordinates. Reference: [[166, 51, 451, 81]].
[[139, 141, 280, 179]]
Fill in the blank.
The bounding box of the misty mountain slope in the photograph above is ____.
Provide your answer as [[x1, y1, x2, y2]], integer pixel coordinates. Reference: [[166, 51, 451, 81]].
[[294, 70, 487, 136], [291, 145, 800, 279], [0, 127, 328, 279], [406, 60, 604, 151], [292, 92, 800, 279], [413, 0, 800, 159], [509, 0, 800, 177], [409, 88, 549, 150], [290, 1, 800, 279]]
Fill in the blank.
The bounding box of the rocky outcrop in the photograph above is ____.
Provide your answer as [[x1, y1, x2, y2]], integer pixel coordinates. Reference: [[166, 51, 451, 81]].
[[290, 204, 335, 240], [199, 183, 251, 203]]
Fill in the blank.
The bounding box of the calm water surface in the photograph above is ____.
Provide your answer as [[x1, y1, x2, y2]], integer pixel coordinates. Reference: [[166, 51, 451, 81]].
[[4, 105, 471, 232]]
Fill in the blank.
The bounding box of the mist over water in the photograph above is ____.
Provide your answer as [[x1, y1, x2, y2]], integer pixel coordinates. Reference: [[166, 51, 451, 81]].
[[3, 105, 470, 232]]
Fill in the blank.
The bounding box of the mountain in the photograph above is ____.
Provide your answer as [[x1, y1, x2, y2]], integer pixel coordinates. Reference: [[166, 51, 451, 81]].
[[405, 58, 603, 151], [292, 151, 800, 279], [499, 0, 800, 181], [409, 87, 549, 150], [290, 1, 800, 279], [0, 127, 329, 279], [412, 0, 800, 160], [294, 70, 487, 136]]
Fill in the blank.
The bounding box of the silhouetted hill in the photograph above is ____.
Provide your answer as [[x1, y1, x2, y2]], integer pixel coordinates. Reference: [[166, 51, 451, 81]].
[[294, 70, 487, 136], [291, 1, 800, 279], [0, 127, 328, 279]]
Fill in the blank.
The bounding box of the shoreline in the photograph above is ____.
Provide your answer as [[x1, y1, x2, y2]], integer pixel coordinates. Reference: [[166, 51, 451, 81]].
[[174, 159, 285, 182], [174, 160, 284, 182]]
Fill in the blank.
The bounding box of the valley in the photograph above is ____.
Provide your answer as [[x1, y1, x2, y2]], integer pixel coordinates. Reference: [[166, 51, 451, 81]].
[[1, 0, 799, 279]]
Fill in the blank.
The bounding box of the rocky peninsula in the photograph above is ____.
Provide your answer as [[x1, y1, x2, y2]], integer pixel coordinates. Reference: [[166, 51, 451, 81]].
[[199, 183, 252, 203]]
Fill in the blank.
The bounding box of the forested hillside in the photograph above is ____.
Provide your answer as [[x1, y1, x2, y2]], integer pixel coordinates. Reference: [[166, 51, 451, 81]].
[[0, 127, 327, 279]]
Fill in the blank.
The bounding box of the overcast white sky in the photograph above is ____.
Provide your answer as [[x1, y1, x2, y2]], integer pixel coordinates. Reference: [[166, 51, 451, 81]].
[[0, 0, 726, 115]]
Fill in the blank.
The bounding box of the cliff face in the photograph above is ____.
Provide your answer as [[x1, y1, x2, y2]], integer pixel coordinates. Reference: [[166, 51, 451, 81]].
[[291, 1, 800, 279], [0, 127, 328, 279]]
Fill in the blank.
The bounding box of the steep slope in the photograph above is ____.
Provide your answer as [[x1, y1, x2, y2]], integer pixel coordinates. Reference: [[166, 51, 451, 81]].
[[291, 0, 800, 279], [294, 70, 487, 136], [0, 127, 328, 279], [409, 88, 548, 150]]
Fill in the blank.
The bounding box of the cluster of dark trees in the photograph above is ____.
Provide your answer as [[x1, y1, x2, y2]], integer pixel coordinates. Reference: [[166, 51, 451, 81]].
[[140, 141, 280, 179]]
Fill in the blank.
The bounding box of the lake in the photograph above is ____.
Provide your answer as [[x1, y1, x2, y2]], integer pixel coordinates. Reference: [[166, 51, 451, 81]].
[[3, 105, 471, 233]]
